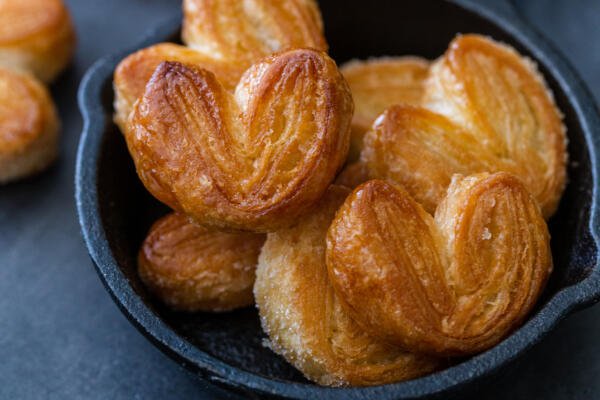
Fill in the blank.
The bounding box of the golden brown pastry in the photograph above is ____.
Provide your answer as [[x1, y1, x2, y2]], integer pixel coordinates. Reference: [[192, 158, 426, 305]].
[[254, 185, 441, 386], [182, 0, 327, 67], [422, 34, 567, 218], [326, 173, 552, 356], [341, 57, 429, 159], [0, 0, 75, 83], [126, 49, 353, 232], [115, 0, 327, 136], [361, 105, 511, 213], [0, 68, 59, 184], [138, 212, 265, 312], [113, 43, 243, 132]]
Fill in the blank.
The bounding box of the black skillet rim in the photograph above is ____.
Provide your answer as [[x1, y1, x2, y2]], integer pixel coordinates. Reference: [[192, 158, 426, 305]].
[[75, 1, 600, 398]]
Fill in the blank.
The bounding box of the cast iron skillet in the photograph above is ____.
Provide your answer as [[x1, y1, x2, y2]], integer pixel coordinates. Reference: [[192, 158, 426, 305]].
[[76, 0, 600, 398]]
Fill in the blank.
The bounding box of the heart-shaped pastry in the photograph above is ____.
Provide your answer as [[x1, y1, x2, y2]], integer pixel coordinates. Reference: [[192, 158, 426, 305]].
[[182, 0, 327, 65], [326, 173, 552, 356], [114, 0, 327, 134], [126, 49, 353, 232], [341, 57, 429, 160], [423, 34, 567, 218], [254, 185, 441, 386], [139, 212, 265, 312], [359, 35, 566, 218]]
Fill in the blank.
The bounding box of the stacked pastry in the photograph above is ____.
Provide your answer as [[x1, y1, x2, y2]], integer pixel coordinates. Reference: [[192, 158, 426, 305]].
[[0, 0, 75, 184], [115, 0, 567, 387]]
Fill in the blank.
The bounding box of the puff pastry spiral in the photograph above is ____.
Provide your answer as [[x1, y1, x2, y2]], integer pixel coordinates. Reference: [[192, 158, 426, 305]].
[[139, 212, 265, 312], [126, 49, 353, 232], [255, 185, 441, 386], [360, 35, 566, 218], [326, 173, 552, 356], [0, 67, 59, 184], [0, 0, 75, 83]]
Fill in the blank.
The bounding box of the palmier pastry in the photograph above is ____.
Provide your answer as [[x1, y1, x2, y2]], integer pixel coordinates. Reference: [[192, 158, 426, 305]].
[[138, 212, 265, 312], [0, 0, 75, 83], [326, 173, 552, 356], [126, 49, 353, 232], [361, 105, 510, 213], [254, 185, 441, 386], [0, 68, 59, 184], [422, 34, 567, 218], [341, 57, 429, 159], [113, 43, 242, 132], [182, 0, 327, 66]]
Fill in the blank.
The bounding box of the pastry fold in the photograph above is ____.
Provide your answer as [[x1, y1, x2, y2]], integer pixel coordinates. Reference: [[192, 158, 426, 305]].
[[139, 212, 265, 312], [0, 0, 75, 83], [254, 185, 441, 386], [126, 49, 353, 232], [182, 0, 327, 66], [114, 0, 327, 135], [113, 43, 243, 132], [0, 68, 59, 184], [360, 35, 567, 218], [341, 57, 429, 159], [326, 173, 552, 356]]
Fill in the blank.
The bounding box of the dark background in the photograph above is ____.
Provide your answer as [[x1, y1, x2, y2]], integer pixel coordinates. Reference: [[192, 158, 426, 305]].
[[1, 0, 599, 399]]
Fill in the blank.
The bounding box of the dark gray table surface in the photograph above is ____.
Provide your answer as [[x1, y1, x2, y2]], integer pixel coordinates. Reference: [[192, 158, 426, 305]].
[[1, 1, 599, 399]]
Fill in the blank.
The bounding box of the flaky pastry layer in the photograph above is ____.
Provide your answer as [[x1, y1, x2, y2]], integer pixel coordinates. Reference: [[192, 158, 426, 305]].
[[326, 173, 552, 356], [422, 34, 567, 218], [341, 56, 429, 160], [182, 0, 327, 67], [359, 35, 567, 218], [254, 185, 441, 386], [114, 0, 327, 136], [138, 212, 265, 312], [113, 43, 243, 132]]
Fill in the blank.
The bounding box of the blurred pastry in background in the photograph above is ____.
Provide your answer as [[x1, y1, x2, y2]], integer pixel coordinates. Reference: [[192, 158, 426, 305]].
[[0, 68, 59, 184], [0, 0, 76, 83], [0, 0, 75, 184]]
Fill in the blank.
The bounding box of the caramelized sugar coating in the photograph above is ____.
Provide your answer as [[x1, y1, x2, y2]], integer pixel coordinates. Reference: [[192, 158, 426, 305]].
[[327, 173, 552, 356], [0, 0, 75, 83], [113, 43, 243, 132], [341, 57, 429, 160], [254, 186, 441, 386], [0, 68, 59, 184], [361, 105, 514, 213], [138, 212, 266, 312], [423, 34, 567, 218], [182, 0, 327, 67], [126, 49, 353, 232]]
